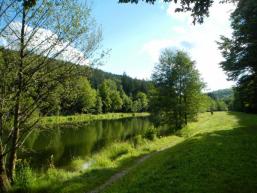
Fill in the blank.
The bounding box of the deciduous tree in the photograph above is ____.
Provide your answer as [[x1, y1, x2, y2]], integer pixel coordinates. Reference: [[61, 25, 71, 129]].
[[218, 0, 257, 112], [151, 49, 204, 130], [0, 0, 102, 188]]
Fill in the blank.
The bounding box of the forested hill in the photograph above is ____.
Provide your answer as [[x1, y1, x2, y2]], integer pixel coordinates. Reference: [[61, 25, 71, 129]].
[[207, 88, 233, 101], [42, 64, 153, 115], [89, 68, 152, 96], [0, 47, 152, 116]]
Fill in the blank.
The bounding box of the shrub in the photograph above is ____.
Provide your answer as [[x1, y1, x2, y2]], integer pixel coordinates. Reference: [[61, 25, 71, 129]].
[[132, 134, 144, 147], [14, 159, 35, 192], [144, 127, 158, 141]]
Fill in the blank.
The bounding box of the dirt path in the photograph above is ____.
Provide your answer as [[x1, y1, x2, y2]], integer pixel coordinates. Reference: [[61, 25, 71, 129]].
[[87, 147, 170, 193]]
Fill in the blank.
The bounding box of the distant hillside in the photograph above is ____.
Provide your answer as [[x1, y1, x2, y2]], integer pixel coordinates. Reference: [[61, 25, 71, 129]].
[[89, 68, 153, 97], [207, 88, 234, 100]]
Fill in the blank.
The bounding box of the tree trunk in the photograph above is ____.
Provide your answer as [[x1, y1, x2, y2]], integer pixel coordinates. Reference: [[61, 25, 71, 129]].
[[7, 110, 19, 183], [7, 2, 26, 183], [0, 150, 10, 193], [184, 113, 187, 125], [0, 113, 10, 192], [184, 96, 187, 125]]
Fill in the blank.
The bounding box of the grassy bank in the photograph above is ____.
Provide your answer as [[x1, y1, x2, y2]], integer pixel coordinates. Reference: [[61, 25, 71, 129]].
[[40, 112, 150, 125], [12, 135, 183, 193], [103, 112, 257, 193]]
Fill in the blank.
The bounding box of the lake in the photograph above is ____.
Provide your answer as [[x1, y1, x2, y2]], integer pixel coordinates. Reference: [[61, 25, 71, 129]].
[[20, 116, 163, 169]]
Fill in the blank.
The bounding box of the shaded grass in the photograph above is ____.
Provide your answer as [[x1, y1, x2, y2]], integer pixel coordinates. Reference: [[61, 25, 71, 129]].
[[40, 113, 150, 125], [103, 112, 257, 193]]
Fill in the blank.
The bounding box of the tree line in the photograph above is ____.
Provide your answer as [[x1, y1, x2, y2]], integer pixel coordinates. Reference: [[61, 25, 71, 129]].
[[41, 69, 150, 116]]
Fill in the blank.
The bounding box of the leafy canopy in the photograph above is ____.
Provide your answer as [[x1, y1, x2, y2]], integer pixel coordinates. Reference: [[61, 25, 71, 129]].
[[119, 0, 238, 24]]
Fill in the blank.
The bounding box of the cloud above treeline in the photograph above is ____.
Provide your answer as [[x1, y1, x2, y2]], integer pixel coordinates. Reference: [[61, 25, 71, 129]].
[[0, 22, 89, 65]]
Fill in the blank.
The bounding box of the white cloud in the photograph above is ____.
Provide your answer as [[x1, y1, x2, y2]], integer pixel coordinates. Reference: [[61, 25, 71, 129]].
[[1, 22, 89, 65], [141, 1, 236, 91]]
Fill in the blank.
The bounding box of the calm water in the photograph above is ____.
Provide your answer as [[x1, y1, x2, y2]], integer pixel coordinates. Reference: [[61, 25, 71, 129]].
[[20, 116, 160, 168]]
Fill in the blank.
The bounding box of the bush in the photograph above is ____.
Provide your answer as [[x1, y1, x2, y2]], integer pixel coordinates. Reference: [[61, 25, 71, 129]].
[[67, 117, 73, 121], [14, 160, 35, 192], [144, 127, 158, 141], [132, 134, 144, 147]]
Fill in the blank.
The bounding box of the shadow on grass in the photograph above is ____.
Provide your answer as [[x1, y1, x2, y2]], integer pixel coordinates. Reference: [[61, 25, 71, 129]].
[[102, 112, 257, 193], [228, 111, 257, 128]]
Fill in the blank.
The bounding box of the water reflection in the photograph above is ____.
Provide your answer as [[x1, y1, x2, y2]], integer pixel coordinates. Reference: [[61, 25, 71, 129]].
[[20, 117, 156, 168]]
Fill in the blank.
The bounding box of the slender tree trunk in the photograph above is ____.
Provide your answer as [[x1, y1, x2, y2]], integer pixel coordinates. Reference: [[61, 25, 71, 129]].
[[0, 148, 10, 193], [0, 113, 10, 192], [174, 110, 178, 132], [7, 2, 26, 183], [184, 96, 187, 125], [178, 75, 182, 129], [7, 101, 20, 183]]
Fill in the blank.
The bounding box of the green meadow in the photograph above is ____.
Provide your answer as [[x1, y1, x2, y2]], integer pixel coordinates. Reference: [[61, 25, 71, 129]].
[[12, 112, 257, 193]]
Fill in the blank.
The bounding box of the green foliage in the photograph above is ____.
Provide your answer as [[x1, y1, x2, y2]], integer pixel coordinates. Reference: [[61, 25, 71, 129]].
[[131, 135, 145, 147], [95, 93, 103, 114], [14, 160, 35, 191], [135, 92, 149, 112], [216, 100, 228, 111], [118, 0, 237, 24], [60, 77, 97, 114], [143, 127, 157, 141], [121, 91, 133, 112], [90, 70, 152, 97], [99, 79, 117, 113], [218, 0, 257, 113], [207, 88, 234, 111], [151, 49, 204, 130], [207, 88, 233, 101], [110, 91, 123, 112]]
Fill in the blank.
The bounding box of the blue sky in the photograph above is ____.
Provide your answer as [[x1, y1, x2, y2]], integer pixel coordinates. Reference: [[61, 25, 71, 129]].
[[90, 0, 236, 91]]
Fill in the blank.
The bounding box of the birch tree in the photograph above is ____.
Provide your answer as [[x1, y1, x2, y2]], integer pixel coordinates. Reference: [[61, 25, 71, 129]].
[[0, 0, 102, 190]]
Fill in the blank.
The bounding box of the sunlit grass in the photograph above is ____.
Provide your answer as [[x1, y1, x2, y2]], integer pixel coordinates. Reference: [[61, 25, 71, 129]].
[[40, 113, 150, 125]]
